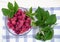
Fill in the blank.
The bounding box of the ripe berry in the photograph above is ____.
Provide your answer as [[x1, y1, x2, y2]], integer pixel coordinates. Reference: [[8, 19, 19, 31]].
[[11, 20, 16, 25]]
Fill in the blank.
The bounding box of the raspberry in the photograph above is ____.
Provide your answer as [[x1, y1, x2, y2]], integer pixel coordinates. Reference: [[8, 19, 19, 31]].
[[18, 9, 22, 13], [17, 16, 22, 20], [7, 22, 13, 28], [14, 29, 20, 34], [11, 20, 16, 25]]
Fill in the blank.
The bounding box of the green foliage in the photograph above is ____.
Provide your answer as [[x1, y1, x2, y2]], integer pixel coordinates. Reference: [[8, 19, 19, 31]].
[[35, 7, 57, 41], [45, 14, 57, 25], [2, 8, 10, 16], [26, 7, 35, 20], [2, 2, 19, 18], [35, 32, 43, 40], [8, 2, 14, 10], [14, 1, 19, 13]]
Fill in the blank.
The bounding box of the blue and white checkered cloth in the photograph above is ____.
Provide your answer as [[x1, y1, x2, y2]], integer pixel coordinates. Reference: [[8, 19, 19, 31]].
[[2, 7, 60, 42]]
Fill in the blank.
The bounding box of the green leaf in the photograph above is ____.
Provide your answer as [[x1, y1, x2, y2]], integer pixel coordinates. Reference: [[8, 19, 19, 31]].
[[35, 7, 42, 21], [2, 8, 10, 16], [26, 7, 35, 20], [44, 29, 54, 40], [41, 26, 52, 32], [8, 2, 14, 10], [29, 7, 32, 13], [35, 7, 44, 14], [14, 1, 19, 13], [2, 2, 19, 18], [45, 11, 50, 19], [8, 11, 14, 18], [45, 14, 57, 25], [36, 21, 46, 27], [35, 7, 50, 22], [43, 11, 50, 21], [41, 26, 54, 40], [26, 13, 34, 20], [35, 33, 43, 40], [35, 21, 40, 26]]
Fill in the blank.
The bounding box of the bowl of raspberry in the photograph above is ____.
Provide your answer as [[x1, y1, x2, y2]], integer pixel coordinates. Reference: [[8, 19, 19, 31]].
[[5, 7, 32, 35]]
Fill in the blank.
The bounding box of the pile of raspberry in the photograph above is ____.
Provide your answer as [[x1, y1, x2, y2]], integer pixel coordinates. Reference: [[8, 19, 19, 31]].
[[7, 9, 31, 34]]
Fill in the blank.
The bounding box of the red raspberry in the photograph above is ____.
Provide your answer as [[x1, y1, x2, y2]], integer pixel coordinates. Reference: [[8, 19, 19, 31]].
[[11, 17, 17, 21], [7, 22, 13, 28], [20, 27, 26, 34], [18, 20, 24, 28], [18, 9, 22, 13], [17, 16, 22, 20], [11, 20, 16, 25], [14, 29, 20, 34]]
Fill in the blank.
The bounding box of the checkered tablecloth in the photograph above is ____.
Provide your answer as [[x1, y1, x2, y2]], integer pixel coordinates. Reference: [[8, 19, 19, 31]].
[[2, 7, 60, 42]]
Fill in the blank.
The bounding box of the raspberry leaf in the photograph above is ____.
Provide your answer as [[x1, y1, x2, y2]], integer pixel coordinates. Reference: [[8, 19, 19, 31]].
[[8, 2, 14, 10], [41, 26, 52, 31], [29, 7, 32, 13], [14, 1, 19, 13], [45, 14, 57, 25], [26, 7, 35, 20], [35, 33, 43, 40], [2, 8, 10, 16], [8, 11, 14, 18], [35, 7, 42, 21], [35, 7, 57, 41], [44, 29, 54, 40], [2, 2, 19, 18]]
